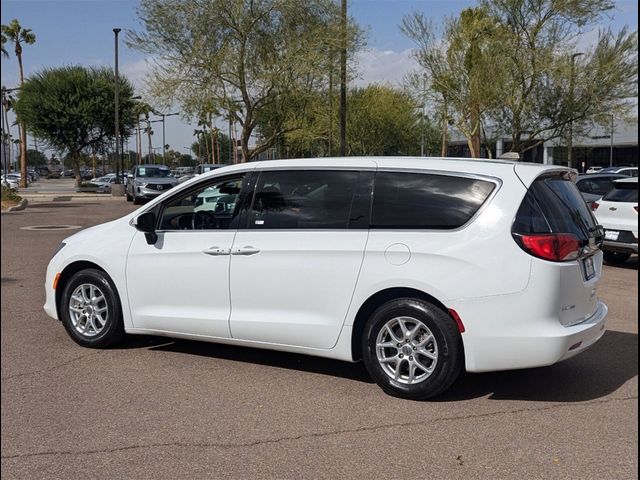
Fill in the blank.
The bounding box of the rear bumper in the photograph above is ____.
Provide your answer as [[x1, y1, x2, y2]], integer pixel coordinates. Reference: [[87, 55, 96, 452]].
[[459, 300, 607, 373], [603, 240, 638, 254]]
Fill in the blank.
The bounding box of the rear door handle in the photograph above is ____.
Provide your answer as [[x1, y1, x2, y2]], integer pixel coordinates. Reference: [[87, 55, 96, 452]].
[[232, 246, 260, 256], [202, 246, 231, 256]]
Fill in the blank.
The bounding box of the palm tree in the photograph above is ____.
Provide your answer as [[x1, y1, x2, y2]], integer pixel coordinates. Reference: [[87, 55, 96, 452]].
[[1, 19, 36, 187]]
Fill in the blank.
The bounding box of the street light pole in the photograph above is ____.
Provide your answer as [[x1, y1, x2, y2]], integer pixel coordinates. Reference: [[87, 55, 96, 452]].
[[113, 28, 122, 183], [567, 52, 583, 169], [608, 114, 614, 168]]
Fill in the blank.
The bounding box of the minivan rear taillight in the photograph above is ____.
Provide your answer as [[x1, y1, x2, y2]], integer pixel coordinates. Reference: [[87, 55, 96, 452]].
[[515, 233, 581, 262]]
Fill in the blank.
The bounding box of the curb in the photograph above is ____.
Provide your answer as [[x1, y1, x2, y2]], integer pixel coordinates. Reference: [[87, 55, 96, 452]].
[[5, 198, 28, 212]]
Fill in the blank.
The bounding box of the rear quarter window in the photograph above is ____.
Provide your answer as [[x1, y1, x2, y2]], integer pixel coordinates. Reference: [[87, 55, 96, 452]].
[[371, 172, 496, 229], [513, 172, 598, 240]]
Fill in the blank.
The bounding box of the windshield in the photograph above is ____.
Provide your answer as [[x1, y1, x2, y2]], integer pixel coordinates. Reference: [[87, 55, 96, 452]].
[[137, 167, 172, 178], [603, 182, 638, 202]]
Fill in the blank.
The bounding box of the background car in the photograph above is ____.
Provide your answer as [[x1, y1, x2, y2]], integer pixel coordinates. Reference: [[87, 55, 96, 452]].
[[586, 166, 603, 174], [126, 164, 177, 204], [598, 166, 638, 177], [1, 174, 19, 190], [592, 177, 638, 264], [90, 175, 117, 193], [575, 173, 626, 206], [47, 170, 61, 179]]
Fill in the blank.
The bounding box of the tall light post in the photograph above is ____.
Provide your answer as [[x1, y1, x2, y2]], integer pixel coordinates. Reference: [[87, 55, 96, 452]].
[[609, 114, 614, 167], [567, 52, 583, 168], [113, 28, 122, 183], [339, 0, 347, 156], [153, 111, 179, 164]]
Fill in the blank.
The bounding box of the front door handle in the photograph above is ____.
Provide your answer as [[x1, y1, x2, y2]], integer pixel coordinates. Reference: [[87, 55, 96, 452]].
[[232, 246, 260, 256], [202, 246, 231, 256]]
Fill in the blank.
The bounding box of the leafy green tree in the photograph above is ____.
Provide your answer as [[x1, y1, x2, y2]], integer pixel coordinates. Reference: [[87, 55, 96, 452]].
[[403, 7, 510, 158], [128, 0, 363, 162], [191, 130, 231, 164], [13, 66, 137, 186], [482, 0, 637, 160], [1, 19, 36, 186], [26, 148, 47, 166], [259, 85, 438, 157]]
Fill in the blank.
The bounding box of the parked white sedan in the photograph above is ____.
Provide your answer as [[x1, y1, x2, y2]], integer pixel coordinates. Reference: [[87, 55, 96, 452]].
[[593, 177, 638, 264]]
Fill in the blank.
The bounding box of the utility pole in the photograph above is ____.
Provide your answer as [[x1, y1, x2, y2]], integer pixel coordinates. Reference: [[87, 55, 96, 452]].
[[609, 114, 614, 167], [339, 0, 347, 156], [113, 28, 122, 183], [567, 52, 583, 169], [1, 90, 8, 182]]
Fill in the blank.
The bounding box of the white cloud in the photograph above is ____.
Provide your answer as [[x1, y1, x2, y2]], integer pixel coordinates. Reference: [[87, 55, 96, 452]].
[[353, 47, 418, 87]]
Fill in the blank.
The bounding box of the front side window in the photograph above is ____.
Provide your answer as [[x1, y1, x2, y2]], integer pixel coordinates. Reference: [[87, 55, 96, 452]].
[[245, 170, 360, 229], [160, 176, 245, 230], [371, 172, 496, 229]]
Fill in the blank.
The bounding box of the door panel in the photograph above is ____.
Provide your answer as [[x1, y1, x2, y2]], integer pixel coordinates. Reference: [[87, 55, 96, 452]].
[[125, 173, 250, 337], [229, 230, 368, 348], [126, 230, 235, 337], [228, 169, 372, 349]]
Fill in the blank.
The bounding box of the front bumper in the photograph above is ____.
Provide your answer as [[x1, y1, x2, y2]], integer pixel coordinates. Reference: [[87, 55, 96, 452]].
[[135, 185, 175, 199]]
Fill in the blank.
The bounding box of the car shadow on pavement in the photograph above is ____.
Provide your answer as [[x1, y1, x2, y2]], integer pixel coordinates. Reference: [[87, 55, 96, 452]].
[[437, 330, 637, 403], [145, 338, 375, 384], [120, 330, 636, 399], [605, 256, 638, 270]]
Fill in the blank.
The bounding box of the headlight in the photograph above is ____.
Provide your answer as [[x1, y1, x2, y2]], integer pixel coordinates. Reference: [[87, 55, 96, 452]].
[[52, 242, 66, 258], [135, 180, 147, 187]]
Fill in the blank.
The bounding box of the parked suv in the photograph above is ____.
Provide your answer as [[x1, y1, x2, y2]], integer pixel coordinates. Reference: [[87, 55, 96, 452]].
[[592, 177, 638, 264], [44, 158, 607, 399], [126, 164, 178, 204]]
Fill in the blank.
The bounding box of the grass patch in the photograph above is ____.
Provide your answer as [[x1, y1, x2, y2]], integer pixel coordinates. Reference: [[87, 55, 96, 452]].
[[1, 185, 22, 210]]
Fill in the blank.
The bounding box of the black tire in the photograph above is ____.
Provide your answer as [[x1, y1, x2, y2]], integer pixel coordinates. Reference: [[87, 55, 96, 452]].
[[361, 298, 463, 400], [133, 190, 142, 205], [603, 251, 631, 265], [60, 269, 125, 348], [125, 190, 133, 202]]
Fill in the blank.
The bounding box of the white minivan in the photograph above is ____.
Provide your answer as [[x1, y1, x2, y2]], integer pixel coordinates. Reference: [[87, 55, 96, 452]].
[[44, 157, 608, 399]]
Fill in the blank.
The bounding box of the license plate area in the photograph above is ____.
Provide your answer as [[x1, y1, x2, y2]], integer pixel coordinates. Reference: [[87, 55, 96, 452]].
[[604, 230, 619, 241], [582, 256, 596, 281]]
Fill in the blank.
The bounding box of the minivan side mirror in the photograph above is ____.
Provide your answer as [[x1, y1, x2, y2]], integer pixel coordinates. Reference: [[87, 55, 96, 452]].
[[135, 211, 158, 244], [127, 173, 134, 179]]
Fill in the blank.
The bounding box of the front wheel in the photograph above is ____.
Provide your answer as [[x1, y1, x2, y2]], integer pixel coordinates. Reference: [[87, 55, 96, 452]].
[[603, 251, 631, 265], [361, 298, 463, 400], [60, 269, 125, 348]]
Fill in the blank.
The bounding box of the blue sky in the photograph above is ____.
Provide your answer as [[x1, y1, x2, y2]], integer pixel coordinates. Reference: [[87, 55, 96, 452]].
[[1, 0, 637, 157]]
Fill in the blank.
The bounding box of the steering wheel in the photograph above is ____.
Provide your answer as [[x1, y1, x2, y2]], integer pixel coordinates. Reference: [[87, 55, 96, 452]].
[[192, 210, 219, 230]]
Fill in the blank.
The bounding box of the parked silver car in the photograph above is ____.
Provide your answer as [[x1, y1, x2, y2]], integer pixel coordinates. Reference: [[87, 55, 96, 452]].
[[126, 165, 178, 204]]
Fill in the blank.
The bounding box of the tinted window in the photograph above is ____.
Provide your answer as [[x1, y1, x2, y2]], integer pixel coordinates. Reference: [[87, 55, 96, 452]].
[[513, 173, 598, 240], [371, 172, 495, 229], [160, 175, 245, 230], [576, 177, 617, 196], [603, 183, 638, 202], [246, 170, 359, 229], [137, 167, 172, 178]]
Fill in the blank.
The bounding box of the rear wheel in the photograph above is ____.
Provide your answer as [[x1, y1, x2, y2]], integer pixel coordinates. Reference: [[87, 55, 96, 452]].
[[60, 269, 125, 348], [361, 298, 463, 400], [603, 251, 631, 264]]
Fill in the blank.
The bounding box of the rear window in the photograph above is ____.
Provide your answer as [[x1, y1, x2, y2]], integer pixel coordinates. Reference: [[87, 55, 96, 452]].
[[603, 182, 638, 202], [513, 172, 598, 240], [371, 172, 496, 229]]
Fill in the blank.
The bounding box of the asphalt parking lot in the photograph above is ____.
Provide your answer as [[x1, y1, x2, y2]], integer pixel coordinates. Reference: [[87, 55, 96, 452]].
[[1, 199, 637, 479]]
